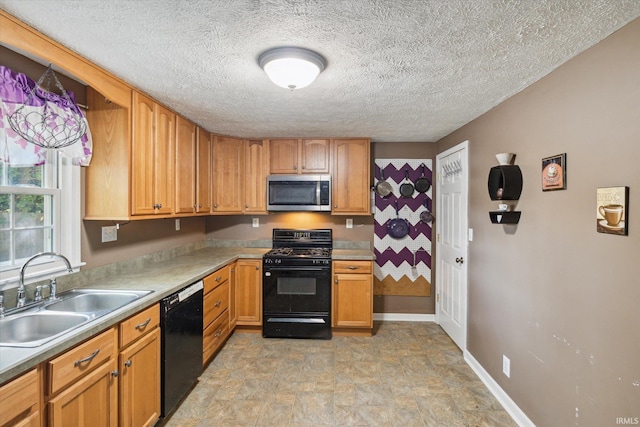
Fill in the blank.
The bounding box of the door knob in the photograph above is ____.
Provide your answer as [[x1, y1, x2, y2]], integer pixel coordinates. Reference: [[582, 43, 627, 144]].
[[456, 257, 464, 265]]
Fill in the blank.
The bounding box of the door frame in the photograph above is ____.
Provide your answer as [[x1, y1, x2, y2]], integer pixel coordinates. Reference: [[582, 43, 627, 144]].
[[435, 140, 469, 350]]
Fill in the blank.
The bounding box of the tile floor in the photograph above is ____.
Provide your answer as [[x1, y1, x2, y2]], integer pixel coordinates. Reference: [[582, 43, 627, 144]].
[[164, 322, 517, 426]]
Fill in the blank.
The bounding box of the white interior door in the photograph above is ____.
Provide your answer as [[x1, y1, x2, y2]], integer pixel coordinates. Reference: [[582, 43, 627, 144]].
[[436, 141, 469, 350]]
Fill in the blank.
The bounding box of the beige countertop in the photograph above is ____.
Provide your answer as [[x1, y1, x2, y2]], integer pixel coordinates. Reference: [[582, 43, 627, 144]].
[[0, 246, 373, 384]]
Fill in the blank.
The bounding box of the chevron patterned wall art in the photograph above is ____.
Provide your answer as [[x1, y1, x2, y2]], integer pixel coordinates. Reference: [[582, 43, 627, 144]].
[[374, 159, 433, 297]]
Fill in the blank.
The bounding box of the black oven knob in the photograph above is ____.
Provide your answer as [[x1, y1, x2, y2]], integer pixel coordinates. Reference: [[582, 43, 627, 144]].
[[275, 259, 281, 264]]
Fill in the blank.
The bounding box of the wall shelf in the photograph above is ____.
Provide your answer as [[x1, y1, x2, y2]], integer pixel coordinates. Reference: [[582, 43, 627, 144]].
[[488, 165, 522, 200], [488, 164, 522, 224], [489, 211, 521, 224]]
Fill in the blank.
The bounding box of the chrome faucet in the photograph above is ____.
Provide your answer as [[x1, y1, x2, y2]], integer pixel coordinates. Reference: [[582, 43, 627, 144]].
[[17, 252, 73, 308]]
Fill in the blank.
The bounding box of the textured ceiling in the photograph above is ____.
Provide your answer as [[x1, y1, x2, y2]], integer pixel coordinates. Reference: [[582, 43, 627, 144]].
[[1, 1, 639, 142]]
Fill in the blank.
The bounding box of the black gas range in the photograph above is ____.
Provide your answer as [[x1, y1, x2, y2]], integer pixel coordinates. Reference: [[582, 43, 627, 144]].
[[262, 229, 332, 339]]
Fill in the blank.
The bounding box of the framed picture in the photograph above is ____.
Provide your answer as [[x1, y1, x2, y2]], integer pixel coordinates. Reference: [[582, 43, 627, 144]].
[[596, 186, 629, 236], [542, 153, 566, 191]]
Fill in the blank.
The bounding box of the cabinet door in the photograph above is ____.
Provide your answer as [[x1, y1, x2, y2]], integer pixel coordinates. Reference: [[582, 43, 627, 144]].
[[131, 92, 156, 216], [131, 92, 174, 216], [229, 262, 237, 331], [175, 116, 196, 214], [244, 139, 268, 213], [301, 139, 330, 173], [269, 139, 299, 173], [48, 360, 118, 427], [195, 128, 212, 213], [332, 138, 370, 215], [332, 273, 373, 328], [212, 136, 244, 213], [235, 259, 262, 325], [0, 368, 40, 427], [153, 104, 175, 215], [119, 328, 161, 427]]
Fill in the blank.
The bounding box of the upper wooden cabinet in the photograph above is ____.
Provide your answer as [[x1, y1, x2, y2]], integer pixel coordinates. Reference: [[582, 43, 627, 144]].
[[244, 139, 269, 214], [131, 92, 175, 216], [175, 116, 197, 214], [212, 135, 244, 213], [269, 138, 330, 174], [332, 138, 371, 215], [195, 128, 212, 214]]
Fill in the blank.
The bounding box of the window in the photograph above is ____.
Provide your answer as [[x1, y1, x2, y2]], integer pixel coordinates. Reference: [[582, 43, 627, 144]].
[[0, 151, 81, 287]]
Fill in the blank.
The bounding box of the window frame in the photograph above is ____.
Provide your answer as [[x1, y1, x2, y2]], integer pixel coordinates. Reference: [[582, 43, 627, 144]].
[[0, 151, 83, 289]]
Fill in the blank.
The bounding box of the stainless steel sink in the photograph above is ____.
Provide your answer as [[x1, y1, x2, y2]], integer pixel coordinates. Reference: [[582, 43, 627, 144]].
[[44, 289, 152, 314], [0, 289, 153, 348], [0, 311, 93, 347]]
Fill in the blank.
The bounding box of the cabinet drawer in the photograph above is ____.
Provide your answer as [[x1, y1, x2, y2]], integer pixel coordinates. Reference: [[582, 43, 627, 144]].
[[204, 281, 229, 328], [48, 327, 117, 396], [203, 310, 229, 364], [119, 304, 160, 348], [0, 368, 39, 427], [333, 260, 372, 274], [204, 265, 229, 294]]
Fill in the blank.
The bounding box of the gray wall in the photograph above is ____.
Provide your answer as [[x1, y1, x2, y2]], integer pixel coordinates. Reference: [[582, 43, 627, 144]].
[[437, 18, 640, 426]]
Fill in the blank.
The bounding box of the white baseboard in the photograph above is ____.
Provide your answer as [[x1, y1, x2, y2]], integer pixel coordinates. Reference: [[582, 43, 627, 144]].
[[464, 350, 535, 427], [373, 313, 436, 322]]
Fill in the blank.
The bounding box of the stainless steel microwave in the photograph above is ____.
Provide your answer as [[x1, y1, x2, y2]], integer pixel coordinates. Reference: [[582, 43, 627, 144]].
[[267, 175, 331, 212]]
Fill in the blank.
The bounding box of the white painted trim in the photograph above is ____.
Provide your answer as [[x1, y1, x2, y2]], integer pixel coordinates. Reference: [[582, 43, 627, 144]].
[[464, 350, 536, 427], [373, 313, 436, 322]]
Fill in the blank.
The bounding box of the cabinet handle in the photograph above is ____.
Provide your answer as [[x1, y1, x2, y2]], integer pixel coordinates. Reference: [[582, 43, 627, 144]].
[[199, 204, 203, 208], [135, 318, 151, 330], [74, 349, 100, 367], [215, 276, 222, 282], [214, 204, 218, 208], [245, 204, 249, 208], [158, 203, 162, 209], [214, 300, 222, 307], [214, 329, 223, 338], [255, 266, 259, 271], [124, 360, 132, 368], [347, 266, 359, 270], [302, 165, 306, 169], [293, 165, 297, 170], [111, 370, 119, 378], [334, 279, 338, 284], [334, 205, 337, 208]]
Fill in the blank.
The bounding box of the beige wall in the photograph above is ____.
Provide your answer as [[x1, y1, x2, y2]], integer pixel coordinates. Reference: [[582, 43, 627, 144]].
[[437, 18, 640, 426]]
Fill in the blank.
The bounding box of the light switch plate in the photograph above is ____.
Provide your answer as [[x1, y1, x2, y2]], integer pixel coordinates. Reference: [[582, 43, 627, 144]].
[[252, 218, 259, 228], [346, 218, 353, 229]]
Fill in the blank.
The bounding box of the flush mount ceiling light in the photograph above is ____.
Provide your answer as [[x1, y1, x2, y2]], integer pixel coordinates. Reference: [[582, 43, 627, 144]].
[[258, 47, 326, 90]]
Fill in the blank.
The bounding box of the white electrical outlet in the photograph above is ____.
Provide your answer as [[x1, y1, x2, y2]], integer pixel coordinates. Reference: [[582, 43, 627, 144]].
[[175, 219, 180, 231], [503, 355, 511, 378], [252, 218, 259, 228], [346, 218, 353, 229], [468, 228, 474, 241], [101, 225, 117, 243]]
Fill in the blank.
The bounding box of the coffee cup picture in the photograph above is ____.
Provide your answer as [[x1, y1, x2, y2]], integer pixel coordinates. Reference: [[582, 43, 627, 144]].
[[596, 187, 628, 236], [598, 204, 623, 226]]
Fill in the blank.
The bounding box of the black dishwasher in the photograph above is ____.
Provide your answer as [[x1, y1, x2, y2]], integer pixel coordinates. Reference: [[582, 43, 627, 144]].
[[160, 280, 204, 419]]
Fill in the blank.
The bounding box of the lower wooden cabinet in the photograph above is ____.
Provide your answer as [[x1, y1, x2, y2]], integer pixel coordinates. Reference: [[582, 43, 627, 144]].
[[0, 368, 41, 427], [203, 266, 231, 366], [39, 305, 160, 427], [118, 310, 160, 427], [235, 259, 262, 326], [332, 261, 374, 331], [48, 359, 118, 427]]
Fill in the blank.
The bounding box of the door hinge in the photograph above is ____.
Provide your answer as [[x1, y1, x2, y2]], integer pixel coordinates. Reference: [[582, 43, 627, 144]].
[[437, 233, 440, 242], [436, 293, 440, 303]]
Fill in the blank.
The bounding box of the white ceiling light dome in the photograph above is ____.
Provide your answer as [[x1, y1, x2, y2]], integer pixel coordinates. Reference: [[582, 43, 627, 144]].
[[258, 47, 327, 90]]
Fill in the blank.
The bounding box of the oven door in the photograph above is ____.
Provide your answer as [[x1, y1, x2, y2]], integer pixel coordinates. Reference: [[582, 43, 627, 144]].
[[263, 265, 331, 314]]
